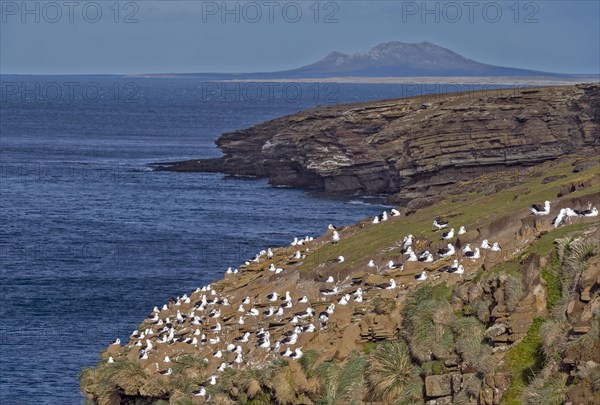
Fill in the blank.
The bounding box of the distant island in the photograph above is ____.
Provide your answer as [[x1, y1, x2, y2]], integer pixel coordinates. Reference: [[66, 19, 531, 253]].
[[135, 41, 599, 84]]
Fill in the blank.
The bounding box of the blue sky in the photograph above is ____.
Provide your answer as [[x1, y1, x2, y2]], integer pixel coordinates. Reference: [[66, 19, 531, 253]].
[[1, 0, 598, 74]]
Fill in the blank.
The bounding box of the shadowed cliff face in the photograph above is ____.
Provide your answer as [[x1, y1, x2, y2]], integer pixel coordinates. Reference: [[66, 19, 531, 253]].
[[159, 84, 600, 197]]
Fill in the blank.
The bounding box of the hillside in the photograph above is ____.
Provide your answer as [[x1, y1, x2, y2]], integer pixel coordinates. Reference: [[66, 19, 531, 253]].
[[82, 154, 600, 404], [156, 84, 600, 205]]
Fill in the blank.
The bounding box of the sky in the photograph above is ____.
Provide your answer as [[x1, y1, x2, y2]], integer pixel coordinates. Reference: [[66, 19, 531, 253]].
[[0, 0, 599, 75]]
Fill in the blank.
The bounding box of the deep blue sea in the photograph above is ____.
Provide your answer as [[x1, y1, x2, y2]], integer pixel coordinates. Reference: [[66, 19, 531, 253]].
[[0, 76, 510, 404]]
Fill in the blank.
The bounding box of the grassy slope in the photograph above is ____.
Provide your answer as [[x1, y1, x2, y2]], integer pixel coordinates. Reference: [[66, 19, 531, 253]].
[[300, 157, 600, 273]]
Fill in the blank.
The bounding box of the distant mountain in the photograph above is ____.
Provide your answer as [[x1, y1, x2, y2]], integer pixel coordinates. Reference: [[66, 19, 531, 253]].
[[144, 41, 577, 79], [280, 41, 565, 78]]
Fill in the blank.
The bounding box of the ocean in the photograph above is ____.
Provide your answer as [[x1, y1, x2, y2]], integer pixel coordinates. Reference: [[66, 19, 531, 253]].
[[0, 76, 507, 403]]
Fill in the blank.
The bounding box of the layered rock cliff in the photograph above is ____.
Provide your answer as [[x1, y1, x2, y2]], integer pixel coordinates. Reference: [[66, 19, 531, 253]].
[[157, 84, 600, 200]]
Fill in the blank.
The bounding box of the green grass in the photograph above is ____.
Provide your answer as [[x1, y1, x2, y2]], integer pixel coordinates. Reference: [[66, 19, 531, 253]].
[[530, 222, 596, 258], [541, 256, 562, 309], [503, 318, 545, 405]]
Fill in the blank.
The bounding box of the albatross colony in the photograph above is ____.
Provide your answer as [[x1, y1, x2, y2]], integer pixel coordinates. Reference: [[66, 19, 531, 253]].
[[103, 187, 599, 394]]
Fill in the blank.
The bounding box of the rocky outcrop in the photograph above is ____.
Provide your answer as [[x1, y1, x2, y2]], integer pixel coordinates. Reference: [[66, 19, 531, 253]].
[[157, 84, 600, 199]]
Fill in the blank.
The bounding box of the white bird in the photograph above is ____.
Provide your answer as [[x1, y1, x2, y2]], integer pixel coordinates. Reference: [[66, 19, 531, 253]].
[[107, 356, 114, 364], [530, 200, 551, 216], [442, 228, 455, 240], [325, 276, 334, 283], [375, 278, 396, 289], [491, 243, 502, 252], [267, 292, 279, 302], [213, 350, 222, 358], [159, 368, 172, 376], [338, 294, 351, 305], [391, 208, 401, 216], [480, 239, 491, 249], [462, 244, 472, 253], [448, 265, 464, 275], [418, 251, 434, 263], [337, 255, 345, 263], [415, 271, 427, 281], [332, 231, 340, 244], [164, 356, 171, 363], [193, 387, 207, 397], [553, 208, 568, 228], [298, 295, 308, 303], [367, 259, 376, 268], [457, 226, 467, 235], [267, 248, 274, 259], [403, 234, 413, 248], [433, 218, 449, 230], [388, 260, 403, 269], [464, 248, 480, 260], [289, 347, 303, 359], [407, 251, 418, 262], [438, 244, 455, 258], [320, 286, 338, 295]]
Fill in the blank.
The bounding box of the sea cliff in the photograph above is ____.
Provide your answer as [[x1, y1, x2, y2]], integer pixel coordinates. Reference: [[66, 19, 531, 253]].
[[156, 84, 599, 204]]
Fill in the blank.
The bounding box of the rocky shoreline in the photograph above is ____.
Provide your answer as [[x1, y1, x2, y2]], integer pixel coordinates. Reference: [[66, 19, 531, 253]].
[[154, 83, 600, 203]]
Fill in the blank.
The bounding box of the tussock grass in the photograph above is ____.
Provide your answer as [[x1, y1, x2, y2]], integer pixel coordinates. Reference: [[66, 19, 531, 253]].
[[402, 284, 455, 362], [314, 351, 368, 405], [452, 316, 494, 373], [366, 340, 422, 403], [522, 372, 567, 405], [504, 274, 525, 312]]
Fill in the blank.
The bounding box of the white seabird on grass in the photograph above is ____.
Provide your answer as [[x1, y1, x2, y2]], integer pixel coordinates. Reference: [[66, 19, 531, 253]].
[[111, 338, 121, 346], [107, 356, 115, 364], [491, 243, 502, 252], [375, 278, 396, 289], [530, 200, 551, 216], [388, 260, 403, 269], [433, 218, 449, 230], [267, 292, 279, 302], [159, 368, 172, 376], [418, 251, 434, 263], [464, 248, 480, 260], [332, 231, 340, 245], [406, 251, 418, 262], [320, 286, 338, 295], [289, 347, 303, 359], [415, 271, 427, 281], [438, 244, 455, 258], [403, 234, 413, 249], [325, 276, 335, 283], [448, 265, 464, 275], [442, 228, 455, 240], [457, 226, 467, 235], [391, 208, 401, 216], [193, 387, 206, 397], [480, 239, 491, 249], [553, 208, 569, 227], [368, 259, 376, 268]]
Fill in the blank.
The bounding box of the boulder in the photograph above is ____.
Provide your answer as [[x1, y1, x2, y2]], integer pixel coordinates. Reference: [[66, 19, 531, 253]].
[[425, 374, 453, 397]]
